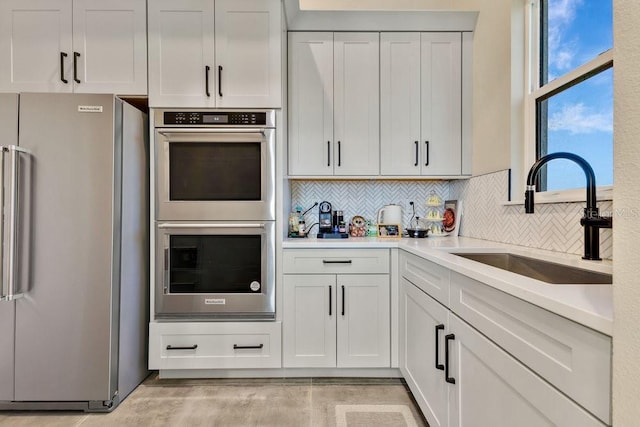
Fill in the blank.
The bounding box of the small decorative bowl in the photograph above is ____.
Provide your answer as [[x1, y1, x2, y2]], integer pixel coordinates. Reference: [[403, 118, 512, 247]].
[[406, 228, 429, 238]]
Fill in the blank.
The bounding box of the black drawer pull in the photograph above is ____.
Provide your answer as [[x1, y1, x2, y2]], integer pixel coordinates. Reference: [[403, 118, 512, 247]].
[[233, 344, 264, 350], [329, 285, 332, 316], [435, 324, 445, 370], [445, 333, 456, 384], [166, 344, 198, 350], [341, 285, 345, 316], [205, 65, 211, 97], [425, 141, 430, 166], [60, 52, 68, 84], [73, 52, 81, 83], [322, 260, 352, 264]]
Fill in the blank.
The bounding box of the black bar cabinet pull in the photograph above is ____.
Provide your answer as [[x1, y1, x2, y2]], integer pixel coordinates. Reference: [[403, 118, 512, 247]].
[[218, 65, 223, 97], [425, 141, 430, 166], [73, 52, 81, 83], [338, 141, 342, 166], [435, 324, 445, 370], [166, 344, 198, 350], [322, 260, 352, 264], [233, 344, 264, 350], [445, 333, 456, 384], [341, 285, 345, 316], [414, 141, 419, 166], [327, 141, 331, 167], [205, 65, 211, 97], [60, 52, 68, 84], [329, 285, 332, 316]]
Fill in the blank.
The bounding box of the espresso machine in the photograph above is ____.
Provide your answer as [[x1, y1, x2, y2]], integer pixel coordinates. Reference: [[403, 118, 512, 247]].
[[317, 201, 349, 239]]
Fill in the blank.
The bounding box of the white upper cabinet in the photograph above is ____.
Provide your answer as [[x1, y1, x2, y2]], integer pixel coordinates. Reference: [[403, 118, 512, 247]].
[[0, 0, 73, 93], [214, 0, 282, 108], [0, 0, 147, 95], [148, 0, 216, 108], [291, 31, 470, 178], [148, 0, 282, 108], [288, 32, 379, 177], [72, 0, 147, 94], [380, 32, 463, 177], [288, 32, 334, 176], [380, 33, 421, 176], [421, 33, 462, 176], [333, 32, 380, 176]]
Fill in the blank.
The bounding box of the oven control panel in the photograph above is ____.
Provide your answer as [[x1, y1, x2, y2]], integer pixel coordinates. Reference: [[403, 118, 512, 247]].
[[163, 111, 267, 126]]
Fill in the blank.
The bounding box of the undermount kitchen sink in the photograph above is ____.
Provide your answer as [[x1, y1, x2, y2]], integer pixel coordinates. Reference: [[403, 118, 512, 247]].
[[452, 252, 612, 284]]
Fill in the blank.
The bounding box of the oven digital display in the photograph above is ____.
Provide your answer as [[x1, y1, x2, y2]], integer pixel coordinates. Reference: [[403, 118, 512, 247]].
[[203, 114, 228, 124]]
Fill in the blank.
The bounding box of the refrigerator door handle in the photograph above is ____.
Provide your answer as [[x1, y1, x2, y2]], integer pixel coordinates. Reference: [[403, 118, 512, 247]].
[[0, 146, 5, 300], [5, 145, 30, 301]]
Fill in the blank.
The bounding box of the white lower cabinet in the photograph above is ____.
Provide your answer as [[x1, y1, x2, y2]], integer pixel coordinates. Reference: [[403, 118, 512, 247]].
[[282, 249, 391, 368], [149, 322, 282, 370], [447, 314, 605, 427], [399, 251, 610, 427], [400, 277, 449, 427]]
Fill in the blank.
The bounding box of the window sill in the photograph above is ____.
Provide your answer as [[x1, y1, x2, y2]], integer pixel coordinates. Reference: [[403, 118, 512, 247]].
[[501, 186, 613, 206]]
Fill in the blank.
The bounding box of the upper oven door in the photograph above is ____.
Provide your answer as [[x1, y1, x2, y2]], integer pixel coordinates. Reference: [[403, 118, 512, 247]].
[[155, 127, 275, 221]]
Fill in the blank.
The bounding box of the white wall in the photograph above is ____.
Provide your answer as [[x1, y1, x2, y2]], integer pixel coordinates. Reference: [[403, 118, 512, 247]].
[[612, 0, 640, 423], [300, 0, 515, 177]]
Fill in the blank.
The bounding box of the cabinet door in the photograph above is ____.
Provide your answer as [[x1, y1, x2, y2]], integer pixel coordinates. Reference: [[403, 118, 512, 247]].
[[148, 0, 215, 107], [282, 275, 336, 368], [399, 278, 449, 427], [447, 314, 607, 427], [0, 0, 73, 93], [380, 33, 421, 176], [334, 33, 380, 176], [72, 0, 147, 95], [337, 274, 390, 368], [287, 32, 334, 176], [214, 0, 281, 108], [421, 33, 462, 176]]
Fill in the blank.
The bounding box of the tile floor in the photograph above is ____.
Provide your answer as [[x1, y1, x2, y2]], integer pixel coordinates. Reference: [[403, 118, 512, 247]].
[[0, 375, 429, 427]]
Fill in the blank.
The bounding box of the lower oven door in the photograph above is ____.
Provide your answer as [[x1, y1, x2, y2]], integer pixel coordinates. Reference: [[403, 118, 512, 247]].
[[155, 221, 275, 319]]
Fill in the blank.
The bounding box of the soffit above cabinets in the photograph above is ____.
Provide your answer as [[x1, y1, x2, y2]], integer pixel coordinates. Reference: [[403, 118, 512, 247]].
[[283, 0, 478, 32]]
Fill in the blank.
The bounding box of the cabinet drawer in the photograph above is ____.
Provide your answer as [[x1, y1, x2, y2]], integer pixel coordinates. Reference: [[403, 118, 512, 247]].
[[449, 272, 611, 425], [149, 322, 281, 370], [283, 249, 389, 274], [399, 251, 450, 305]]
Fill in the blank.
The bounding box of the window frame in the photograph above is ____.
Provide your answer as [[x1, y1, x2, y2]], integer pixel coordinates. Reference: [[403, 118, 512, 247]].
[[523, 0, 613, 202]]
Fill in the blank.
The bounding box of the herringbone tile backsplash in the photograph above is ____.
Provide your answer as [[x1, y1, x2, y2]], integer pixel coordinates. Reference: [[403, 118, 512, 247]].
[[449, 170, 613, 259], [290, 180, 450, 232], [290, 170, 612, 259]]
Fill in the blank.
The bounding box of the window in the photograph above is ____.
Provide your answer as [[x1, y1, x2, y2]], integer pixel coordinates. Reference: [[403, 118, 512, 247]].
[[527, 0, 613, 193]]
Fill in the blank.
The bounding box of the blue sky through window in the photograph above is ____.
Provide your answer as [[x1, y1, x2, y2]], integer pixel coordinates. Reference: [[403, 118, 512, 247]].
[[541, 0, 613, 191]]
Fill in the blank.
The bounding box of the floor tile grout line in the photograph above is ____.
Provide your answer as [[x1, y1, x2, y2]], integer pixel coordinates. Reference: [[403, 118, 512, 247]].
[[309, 382, 313, 427]]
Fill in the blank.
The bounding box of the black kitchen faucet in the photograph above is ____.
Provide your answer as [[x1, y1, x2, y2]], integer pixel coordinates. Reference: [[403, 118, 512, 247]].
[[524, 152, 613, 260]]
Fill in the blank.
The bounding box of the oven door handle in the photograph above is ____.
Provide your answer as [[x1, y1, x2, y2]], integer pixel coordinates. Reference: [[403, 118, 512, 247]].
[[158, 129, 266, 136], [158, 223, 266, 229]]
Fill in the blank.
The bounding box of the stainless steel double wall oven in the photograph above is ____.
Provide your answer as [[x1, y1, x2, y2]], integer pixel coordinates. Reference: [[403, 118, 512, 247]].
[[154, 110, 276, 319]]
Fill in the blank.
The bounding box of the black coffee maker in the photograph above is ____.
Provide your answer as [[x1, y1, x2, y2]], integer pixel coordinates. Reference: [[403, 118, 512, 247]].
[[317, 201, 348, 239], [318, 201, 333, 234]]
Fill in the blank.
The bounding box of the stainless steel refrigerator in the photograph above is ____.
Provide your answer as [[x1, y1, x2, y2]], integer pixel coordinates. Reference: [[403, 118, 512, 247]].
[[0, 93, 149, 411]]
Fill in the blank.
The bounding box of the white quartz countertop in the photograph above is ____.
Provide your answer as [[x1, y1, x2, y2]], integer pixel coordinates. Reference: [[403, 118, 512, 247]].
[[283, 236, 613, 336]]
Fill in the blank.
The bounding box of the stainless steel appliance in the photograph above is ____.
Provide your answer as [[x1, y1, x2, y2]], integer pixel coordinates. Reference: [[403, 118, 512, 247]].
[[155, 221, 275, 319], [0, 93, 149, 411], [153, 109, 277, 319], [154, 110, 275, 221]]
